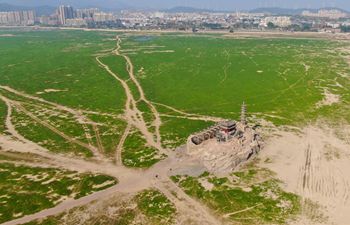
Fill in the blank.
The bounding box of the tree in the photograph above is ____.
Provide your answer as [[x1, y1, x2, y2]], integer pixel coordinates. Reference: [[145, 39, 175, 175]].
[[341, 25, 350, 33], [267, 22, 276, 29]]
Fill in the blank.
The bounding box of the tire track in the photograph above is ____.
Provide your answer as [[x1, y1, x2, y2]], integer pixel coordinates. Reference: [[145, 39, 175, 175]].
[[115, 124, 131, 166]]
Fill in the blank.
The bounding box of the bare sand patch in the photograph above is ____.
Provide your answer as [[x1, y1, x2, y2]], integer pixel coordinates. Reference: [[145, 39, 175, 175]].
[[36, 89, 68, 95], [198, 178, 214, 191], [259, 125, 350, 225], [316, 89, 340, 108], [0, 34, 15, 37], [143, 50, 175, 54]]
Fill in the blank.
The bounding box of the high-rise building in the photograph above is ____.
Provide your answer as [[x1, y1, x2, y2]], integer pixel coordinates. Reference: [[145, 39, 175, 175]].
[[0, 10, 36, 25], [76, 8, 100, 19], [93, 12, 115, 22], [58, 5, 75, 25], [302, 9, 348, 19]]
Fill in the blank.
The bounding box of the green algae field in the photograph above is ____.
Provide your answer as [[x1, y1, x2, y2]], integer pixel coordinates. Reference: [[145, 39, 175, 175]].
[[1, 28, 350, 225]]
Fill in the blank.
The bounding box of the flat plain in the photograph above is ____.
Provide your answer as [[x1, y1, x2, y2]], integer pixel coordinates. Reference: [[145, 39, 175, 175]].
[[0, 28, 349, 225]]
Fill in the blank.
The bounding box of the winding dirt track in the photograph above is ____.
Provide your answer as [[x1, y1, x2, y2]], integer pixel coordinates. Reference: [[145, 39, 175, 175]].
[[96, 55, 166, 155], [113, 36, 163, 146]]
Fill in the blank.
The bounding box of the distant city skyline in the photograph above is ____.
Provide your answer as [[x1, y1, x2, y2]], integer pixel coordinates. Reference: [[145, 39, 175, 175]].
[[0, 0, 350, 11]]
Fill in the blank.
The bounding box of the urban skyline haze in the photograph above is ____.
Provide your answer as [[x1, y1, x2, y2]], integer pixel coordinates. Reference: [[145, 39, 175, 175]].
[[0, 0, 350, 11]]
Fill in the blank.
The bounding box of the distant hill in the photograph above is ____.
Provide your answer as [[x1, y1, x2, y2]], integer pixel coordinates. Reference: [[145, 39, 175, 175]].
[[0, 3, 55, 15], [249, 7, 349, 15], [0, 3, 29, 11], [249, 7, 306, 15]]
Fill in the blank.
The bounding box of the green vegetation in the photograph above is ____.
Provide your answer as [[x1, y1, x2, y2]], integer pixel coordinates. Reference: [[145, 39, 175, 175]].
[[122, 129, 165, 168], [137, 100, 156, 127], [0, 162, 117, 224], [126, 35, 350, 126], [3, 28, 347, 225], [0, 100, 6, 133], [24, 189, 175, 225], [2, 29, 350, 161], [136, 189, 176, 224], [0, 30, 125, 113], [87, 113, 127, 157], [11, 108, 93, 157], [171, 168, 301, 224], [99, 55, 130, 80], [22, 103, 92, 143], [160, 116, 214, 148]]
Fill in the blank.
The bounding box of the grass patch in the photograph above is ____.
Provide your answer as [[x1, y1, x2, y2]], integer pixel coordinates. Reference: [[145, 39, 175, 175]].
[[0, 29, 125, 113], [0, 162, 117, 224], [11, 108, 93, 157], [0, 99, 7, 133], [122, 129, 165, 168], [135, 189, 176, 224], [160, 116, 214, 148], [126, 35, 350, 126], [171, 171, 301, 224], [87, 113, 127, 157]]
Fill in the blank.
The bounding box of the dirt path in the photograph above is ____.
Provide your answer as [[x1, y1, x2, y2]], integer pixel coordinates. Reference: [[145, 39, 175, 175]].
[[153, 102, 223, 122], [0, 102, 222, 225], [155, 179, 222, 225], [0, 131, 223, 225], [113, 36, 163, 146], [95, 56, 166, 155], [91, 123, 105, 154], [160, 113, 222, 123], [95, 38, 168, 156], [223, 204, 262, 218]]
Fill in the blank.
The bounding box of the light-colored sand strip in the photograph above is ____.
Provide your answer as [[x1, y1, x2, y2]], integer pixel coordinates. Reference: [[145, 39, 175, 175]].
[[92, 123, 105, 154], [223, 204, 263, 218], [160, 114, 221, 122], [115, 124, 131, 165], [154, 102, 223, 122]]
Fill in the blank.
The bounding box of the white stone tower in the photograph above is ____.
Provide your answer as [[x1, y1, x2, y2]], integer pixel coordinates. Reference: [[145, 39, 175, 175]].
[[241, 102, 247, 125]]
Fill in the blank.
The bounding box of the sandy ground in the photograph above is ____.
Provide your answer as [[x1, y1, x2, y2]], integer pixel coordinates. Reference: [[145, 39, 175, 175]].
[[259, 125, 350, 225], [1, 25, 350, 41], [316, 89, 341, 108]]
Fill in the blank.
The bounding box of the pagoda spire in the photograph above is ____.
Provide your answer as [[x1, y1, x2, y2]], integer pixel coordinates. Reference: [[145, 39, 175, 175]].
[[241, 102, 247, 125]]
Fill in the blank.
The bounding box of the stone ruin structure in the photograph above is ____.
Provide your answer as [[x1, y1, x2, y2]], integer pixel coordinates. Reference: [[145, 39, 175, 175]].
[[186, 103, 263, 174]]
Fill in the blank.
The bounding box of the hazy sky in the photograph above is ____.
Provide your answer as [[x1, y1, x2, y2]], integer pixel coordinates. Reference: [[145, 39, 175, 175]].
[[1, 0, 350, 10]]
